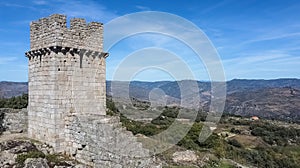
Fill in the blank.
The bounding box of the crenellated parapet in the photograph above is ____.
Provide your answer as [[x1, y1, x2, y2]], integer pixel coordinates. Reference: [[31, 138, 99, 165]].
[[29, 14, 103, 52]]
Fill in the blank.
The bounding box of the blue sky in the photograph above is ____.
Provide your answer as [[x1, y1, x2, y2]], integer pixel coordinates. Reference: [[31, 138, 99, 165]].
[[0, 0, 300, 81]]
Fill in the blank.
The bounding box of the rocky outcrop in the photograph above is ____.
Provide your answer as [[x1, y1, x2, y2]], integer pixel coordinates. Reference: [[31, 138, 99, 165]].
[[24, 158, 49, 168], [0, 139, 86, 168], [0, 140, 39, 167], [172, 150, 198, 163]]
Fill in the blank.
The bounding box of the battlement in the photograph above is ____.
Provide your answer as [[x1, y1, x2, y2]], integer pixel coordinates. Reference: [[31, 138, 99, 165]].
[[30, 14, 103, 52]]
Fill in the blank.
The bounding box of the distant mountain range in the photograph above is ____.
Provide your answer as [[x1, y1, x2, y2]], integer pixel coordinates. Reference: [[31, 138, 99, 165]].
[[1, 79, 300, 122], [107, 78, 300, 98], [225, 87, 300, 122], [0, 81, 28, 98]]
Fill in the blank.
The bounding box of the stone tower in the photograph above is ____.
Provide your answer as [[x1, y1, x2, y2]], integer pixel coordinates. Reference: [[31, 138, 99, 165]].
[[25, 14, 108, 151]]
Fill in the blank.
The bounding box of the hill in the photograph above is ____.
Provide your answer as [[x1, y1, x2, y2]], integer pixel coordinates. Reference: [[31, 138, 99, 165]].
[[1, 79, 300, 122], [0, 82, 28, 98], [225, 87, 300, 122]]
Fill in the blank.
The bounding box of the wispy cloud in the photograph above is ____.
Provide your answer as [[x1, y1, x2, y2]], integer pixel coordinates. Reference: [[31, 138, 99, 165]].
[[105, 12, 226, 81], [223, 51, 289, 65], [10, 20, 32, 26], [32, 0, 48, 5], [221, 50, 300, 79], [54, 0, 118, 22], [242, 32, 300, 45], [136, 5, 151, 11], [110, 47, 196, 81], [201, 0, 232, 14], [0, 57, 17, 65], [1, 2, 36, 10], [3, 3, 27, 8]]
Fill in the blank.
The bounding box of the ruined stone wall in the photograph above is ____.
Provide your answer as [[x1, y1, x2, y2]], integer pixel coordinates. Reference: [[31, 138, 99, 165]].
[[0, 108, 28, 134], [64, 114, 156, 168], [26, 14, 107, 151]]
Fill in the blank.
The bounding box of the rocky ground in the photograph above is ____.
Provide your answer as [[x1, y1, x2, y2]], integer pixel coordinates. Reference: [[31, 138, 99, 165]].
[[0, 133, 87, 168]]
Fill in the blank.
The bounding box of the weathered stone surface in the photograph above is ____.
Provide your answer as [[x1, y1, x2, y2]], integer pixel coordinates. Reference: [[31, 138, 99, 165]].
[[0, 108, 28, 134], [172, 150, 198, 163], [24, 158, 49, 168], [0, 111, 4, 134], [0, 150, 15, 167], [0, 140, 37, 154], [0, 139, 88, 168], [64, 114, 158, 168], [0, 140, 37, 167]]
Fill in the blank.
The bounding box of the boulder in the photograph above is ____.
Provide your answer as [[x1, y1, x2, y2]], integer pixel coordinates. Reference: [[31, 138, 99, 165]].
[[24, 158, 49, 168], [172, 150, 198, 163]]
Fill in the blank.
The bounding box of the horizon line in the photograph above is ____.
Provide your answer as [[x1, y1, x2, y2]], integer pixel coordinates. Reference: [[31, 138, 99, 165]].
[[1, 77, 299, 83]]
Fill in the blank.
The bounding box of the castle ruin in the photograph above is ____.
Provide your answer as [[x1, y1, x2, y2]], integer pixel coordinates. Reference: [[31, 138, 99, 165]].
[[25, 14, 157, 167]]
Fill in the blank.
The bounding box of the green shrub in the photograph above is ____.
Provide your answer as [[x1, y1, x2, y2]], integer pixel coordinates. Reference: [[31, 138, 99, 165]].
[[15, 150, 45, 166], [120, 114, 165, 136], [228, 139, 242, 148], [177, 136, 201, 150], [0, 94, 28, 109], [106, 97, 118, 115], [195, 111, 208, 122], [230, 128, 241, 134], [45, 154, 61, 164], [250, 121, 300, 146], [161, 107, 179, 118], [151, 116, 175, 126]]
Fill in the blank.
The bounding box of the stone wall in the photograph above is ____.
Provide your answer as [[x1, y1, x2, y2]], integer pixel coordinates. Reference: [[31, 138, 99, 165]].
[[0, 108, 28, 134], [64, 114, 157, 168]]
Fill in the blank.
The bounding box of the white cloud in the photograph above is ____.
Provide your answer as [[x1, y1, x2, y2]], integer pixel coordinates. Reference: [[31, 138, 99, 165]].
[[54, 0, 118, 23], [221, 50, 300, 79], [223, 51, 288, 65], [110, 47, 197, 81], [200, 0, 231, 14], [135, 5, 151, 11], [1, 2, 36, 10], [32, 0, 48, 5], [105, 12, 225, 81], [0, 57, 17, 65], [242, 32, 300, 45]]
